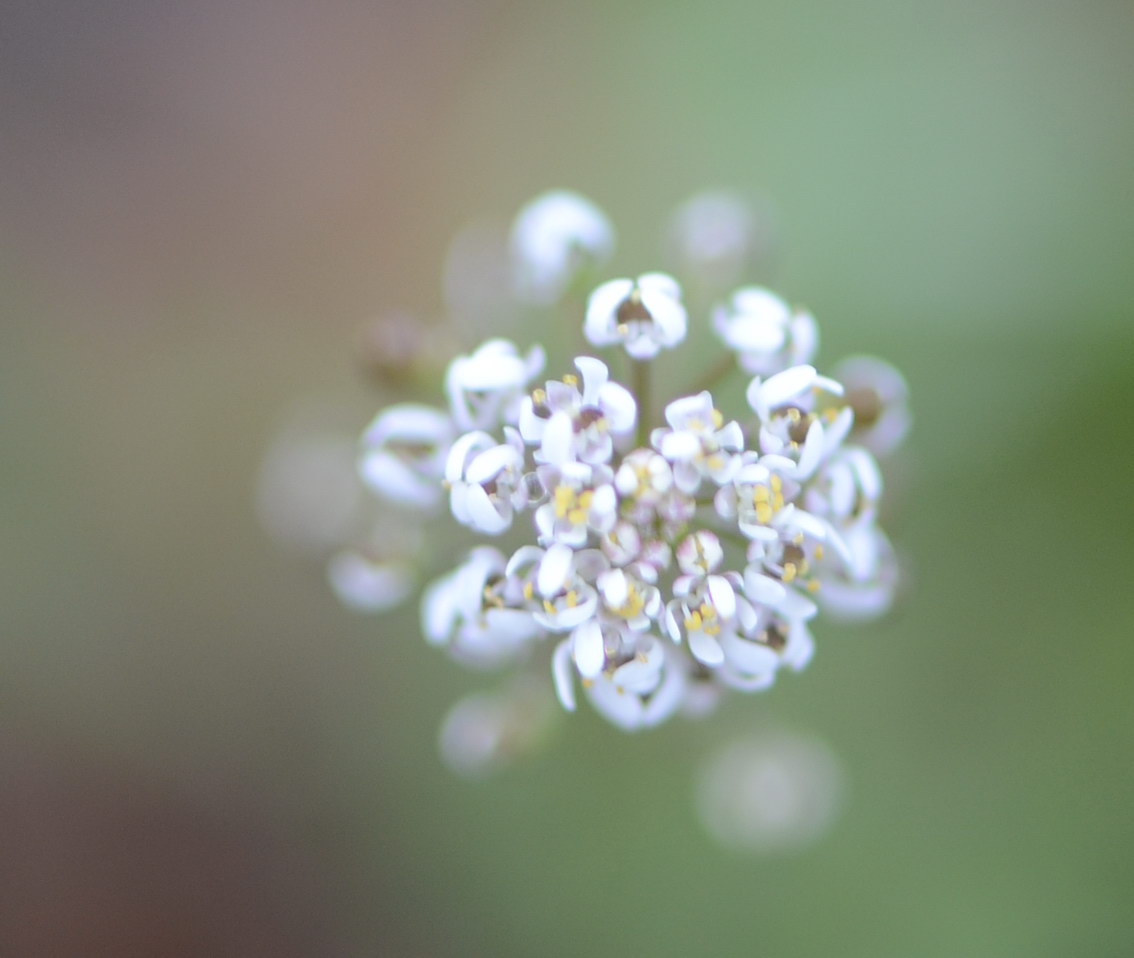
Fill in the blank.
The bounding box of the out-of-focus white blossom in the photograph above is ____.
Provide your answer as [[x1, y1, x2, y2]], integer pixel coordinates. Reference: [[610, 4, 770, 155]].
[[510, 190, 615, 306], [584, 273, 687, 359], [358, 404, 454, 510], [747, 365, 853, 481], [833, 355, 912, 458], [421, 547, 542, 668], [714, 287, 818, 376], [652, 391, 744, 493], [445, 339, 546, 431], [327, 549, 415, 612], [445, 428, 528, 535], [519, 357, 636, 466], [667, 191, 761, 290], [437, 678, 556, 778], [696, 731, 843, 853]]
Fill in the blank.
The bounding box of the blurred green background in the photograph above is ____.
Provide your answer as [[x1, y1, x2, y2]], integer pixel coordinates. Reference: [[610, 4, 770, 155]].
[[3, 1, 1133, 955]]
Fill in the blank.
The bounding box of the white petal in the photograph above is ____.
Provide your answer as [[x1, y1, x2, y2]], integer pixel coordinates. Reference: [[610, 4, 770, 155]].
[[760, 364, 817, 410], [538, 543, 573, 598], [584, 278, 634, 345], [721, 633, 780, 675], [745, 569, 787, 606], [466, 444, 517, 485], [598, 382, 637, 433], [465, 485, 510, 534], [689, 630, 725, 667], [574, 355, 609, 402], [539, 411, 575, 465], [572, 619, 606, 678], [552, 639, 577, 711], [707, 575, 736, 620]]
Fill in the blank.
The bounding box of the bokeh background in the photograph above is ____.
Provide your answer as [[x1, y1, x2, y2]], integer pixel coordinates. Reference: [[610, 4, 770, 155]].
[[4, 1, 1134, 955]]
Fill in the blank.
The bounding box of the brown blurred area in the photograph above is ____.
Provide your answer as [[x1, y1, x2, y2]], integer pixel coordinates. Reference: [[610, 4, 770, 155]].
[[2, 2, 506, 954]]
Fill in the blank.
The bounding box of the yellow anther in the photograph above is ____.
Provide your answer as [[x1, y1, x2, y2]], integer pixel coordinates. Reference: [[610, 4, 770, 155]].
[[814, 545, 825, 560], [753, 485, 770, 502], [698, 602, 716, 620], [711, 408, 724, 429], [755, 502, 774, 524], [532, 388, 547, 404], [770, 474, 783, 492], [567, 508, 587, 524], [807, 580, 821, 593], [704, 622, 721, 636], [616, 323, 629, 335], [782, 562, 797, 583], [565, 590, 578, 608], [581, 678, 594, 689], [562, 373, 579, 386], [787, 407, 802, 422], [684, 611, 703, 632], [522, 581, 534, 600], [543, 599, 556, 614], [825, 407, 839, 422], [707, 454, 724, 471], [553, 484, 575, 519]]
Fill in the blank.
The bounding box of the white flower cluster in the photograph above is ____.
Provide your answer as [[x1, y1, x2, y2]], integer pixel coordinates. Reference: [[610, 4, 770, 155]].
[[353, 191, 910, 734]]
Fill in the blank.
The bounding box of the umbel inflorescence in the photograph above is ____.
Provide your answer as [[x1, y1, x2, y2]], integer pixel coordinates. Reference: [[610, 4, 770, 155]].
[[351, 190, 909, 737]]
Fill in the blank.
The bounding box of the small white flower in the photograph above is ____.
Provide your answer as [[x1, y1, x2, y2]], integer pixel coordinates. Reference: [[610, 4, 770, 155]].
[[716, 608, 814, 693], [445, 339, 546, 431], [714, 286, 818, 376], [804, 446, 882, 526], [519, 356, 636, 466], [664, 573, 742, 668], [533, 463, 617, 547], [813, 523, 899, 622], [833, 355, 912, 458], [675, 530, 725, 577], [445, 428, 527, 535], [746, 366, 852, 481], [422, 547, 543, 668], [359, 404, 454, 510], [714, 456, 798, 541], [584, 273, 687, 359], [583, 637, 688, 731], [530, 543, 603, 632], [510, 190, 615, 306], [326, 549, 415, 613], [596, 566, 662, 632], [652, 391, 744, 493]]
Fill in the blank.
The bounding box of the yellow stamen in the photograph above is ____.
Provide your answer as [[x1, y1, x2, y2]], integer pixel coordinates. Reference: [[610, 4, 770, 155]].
[[711, 408, 724, 429], [562, 373, 578, 386]]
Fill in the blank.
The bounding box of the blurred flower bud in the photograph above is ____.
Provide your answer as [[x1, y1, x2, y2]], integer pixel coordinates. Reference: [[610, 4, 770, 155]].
[[666, 191, 772, 292], [510, 190, 615, 306], [438, 678, 557, 778], [256, 416, 363, 555]]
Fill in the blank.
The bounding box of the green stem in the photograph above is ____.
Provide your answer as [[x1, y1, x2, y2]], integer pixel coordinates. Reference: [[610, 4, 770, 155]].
[[687, 353, 739, 396], [632, 358, 651, 448]]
